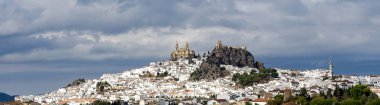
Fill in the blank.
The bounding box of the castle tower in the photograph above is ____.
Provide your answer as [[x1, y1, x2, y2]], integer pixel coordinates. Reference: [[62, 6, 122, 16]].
[[175, 41, 179, 50], [185, 41, 189, 50], [216, 40, 222, 49]]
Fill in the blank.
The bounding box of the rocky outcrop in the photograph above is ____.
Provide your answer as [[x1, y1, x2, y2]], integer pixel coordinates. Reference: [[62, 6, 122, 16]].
[[66, 78, 86, 87], [190, 45, 265, 81], [208, 46, 265, 69], [190, 60, 230, 81]]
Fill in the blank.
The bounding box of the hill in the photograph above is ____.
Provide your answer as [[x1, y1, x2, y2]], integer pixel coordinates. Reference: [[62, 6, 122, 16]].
[[0, 92, 15, 102]]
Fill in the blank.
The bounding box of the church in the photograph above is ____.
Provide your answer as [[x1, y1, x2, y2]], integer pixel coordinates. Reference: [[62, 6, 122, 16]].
[[170, 41, 195, 61]]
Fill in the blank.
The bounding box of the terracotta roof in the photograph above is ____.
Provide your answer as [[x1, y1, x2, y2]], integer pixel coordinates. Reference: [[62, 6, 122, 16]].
[[253, 98, 269, 102], [215, 99, 227, 102], [240, 98, 251, 101]]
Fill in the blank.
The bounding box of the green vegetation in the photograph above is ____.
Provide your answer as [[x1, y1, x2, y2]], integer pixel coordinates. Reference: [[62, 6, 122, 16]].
[[340, 98, 361, 105], [140, 71, 154, 77], [366, 99, 380, 105], [290, 72, 297, 77], [266, 84, 380, 105], [245, 101, 252, 105], [92, 100, 110, 105], [295, 96, 308, 105], [309, 96, 336, 105], [141, 71, 170, 78], [210, 94, 217, 99], [96, 81, 110, 92], [156, 71, 169, 77], [267, 94, 284, 105], [232, 68, 278, 86], [91, 100, 122, 105]]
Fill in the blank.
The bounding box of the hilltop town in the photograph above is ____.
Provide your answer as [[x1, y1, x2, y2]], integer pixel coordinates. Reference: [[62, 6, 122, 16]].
[[15, 41, 380, 105]]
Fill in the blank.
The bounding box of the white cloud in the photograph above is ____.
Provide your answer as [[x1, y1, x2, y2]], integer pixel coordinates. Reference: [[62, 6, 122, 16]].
[[0, 0, 379, 62], [0, 27, 270, 62]]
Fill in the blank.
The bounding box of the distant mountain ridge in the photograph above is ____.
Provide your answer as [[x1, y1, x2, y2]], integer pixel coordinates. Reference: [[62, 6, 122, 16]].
[[0, 92, 15, 102]]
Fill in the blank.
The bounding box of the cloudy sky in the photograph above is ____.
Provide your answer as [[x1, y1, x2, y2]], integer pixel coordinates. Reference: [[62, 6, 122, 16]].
[[1, 0, 380, 95]]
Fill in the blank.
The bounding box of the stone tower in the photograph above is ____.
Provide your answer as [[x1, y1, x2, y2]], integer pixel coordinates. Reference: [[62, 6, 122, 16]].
[[175, 41, 179, 50], [185, 41, 189, 50], [216, 40, 222, 49]]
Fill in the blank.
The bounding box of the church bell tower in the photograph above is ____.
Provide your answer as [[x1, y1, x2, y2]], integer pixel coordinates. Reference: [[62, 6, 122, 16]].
[[329, 58, 333, 77]]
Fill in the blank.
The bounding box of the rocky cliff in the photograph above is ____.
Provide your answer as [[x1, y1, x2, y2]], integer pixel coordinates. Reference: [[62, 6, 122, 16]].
[[208, 46, 264, 69], [190, 60, 230, 81], [190, 46, 265, 81]]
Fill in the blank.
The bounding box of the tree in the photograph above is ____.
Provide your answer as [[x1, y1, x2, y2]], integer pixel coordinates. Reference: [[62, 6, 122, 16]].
[[232, 73, 240, 81], [319, 91, 326, 98], [291, 72, 297, 77], [245, 101, 252, 105], [99, 86, 104, 92], [343, 89, 351, 100], [298, 87, 309, 98], [267, 100, 280, 105], [232, 68, 279, 86], [92, 100, 110, 105], [274, 94, 284, 103], [269, 68, 279, 78], [366, 99, 380, 105], [361, 95, 368, 104], [340, 98, 361, 105], [333, 84, 344, 98], [350, 84, 371, 99], [367, 92, 379, 101], [250, 69, 257, 75], [295, 96, 308, 105], [210, 94, 217, 99], [264, 84, 379, 105], [96, 81, 110, 92], [309, 97, 336, 105], [157, 71, 169, 77], [326, 88, 333, 98], [267, 94, 284, 105]]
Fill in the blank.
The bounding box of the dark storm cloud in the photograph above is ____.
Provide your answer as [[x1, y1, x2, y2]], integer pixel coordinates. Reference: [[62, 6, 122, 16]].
[[1, 0, 380, 69], [1, 0, 380, 95]]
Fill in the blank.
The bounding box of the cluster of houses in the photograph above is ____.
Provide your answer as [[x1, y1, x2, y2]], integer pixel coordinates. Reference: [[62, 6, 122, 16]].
[[15, 56, 380, 105]]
